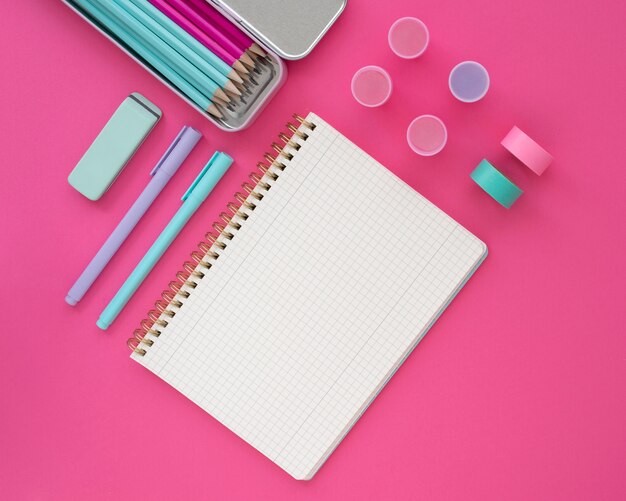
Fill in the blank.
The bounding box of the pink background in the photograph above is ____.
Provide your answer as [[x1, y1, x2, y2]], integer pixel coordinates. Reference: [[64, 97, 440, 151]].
[[1, 1, 625, 499]]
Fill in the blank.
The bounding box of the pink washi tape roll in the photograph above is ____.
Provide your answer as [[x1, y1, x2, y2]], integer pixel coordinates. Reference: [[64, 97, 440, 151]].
[[501, 126, 553, 175]]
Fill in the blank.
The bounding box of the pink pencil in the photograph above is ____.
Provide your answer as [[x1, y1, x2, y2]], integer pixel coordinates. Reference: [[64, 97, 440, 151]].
[[163, 0, 255, 66], [148, 0, 249, 73], [185, 0, 265, 56]]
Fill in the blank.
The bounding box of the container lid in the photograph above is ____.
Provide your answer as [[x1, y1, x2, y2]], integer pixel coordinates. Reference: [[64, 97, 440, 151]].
[[212, 0, 347, 60]]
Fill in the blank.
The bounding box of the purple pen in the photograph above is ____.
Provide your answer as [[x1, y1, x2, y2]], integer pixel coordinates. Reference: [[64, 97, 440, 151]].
[[65, 126, 202, 306]]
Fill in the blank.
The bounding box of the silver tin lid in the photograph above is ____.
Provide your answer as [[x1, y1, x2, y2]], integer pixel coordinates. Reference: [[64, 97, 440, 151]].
[[211, 0, 347, 60]]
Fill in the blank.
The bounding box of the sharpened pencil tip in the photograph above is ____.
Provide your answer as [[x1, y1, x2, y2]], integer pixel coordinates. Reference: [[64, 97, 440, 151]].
[[224, 80, 242, 96], [233, 61, 249, 74], [207, 104, 223, 119], [227, 69, 244, 84], [239, 52, 255, 67], [214, 88, 231, 103], [249, 43, 267, 57], [212, 95, 229, 107]]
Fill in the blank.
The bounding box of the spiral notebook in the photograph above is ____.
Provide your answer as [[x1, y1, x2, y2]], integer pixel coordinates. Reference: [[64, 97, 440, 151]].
[[129, 112, 487, 480]]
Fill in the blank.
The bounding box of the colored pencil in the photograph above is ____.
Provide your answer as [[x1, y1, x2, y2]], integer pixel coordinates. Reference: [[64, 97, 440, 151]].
[[149, 0, 249, 74], [112, 0, 240, 96], [164, 0, 255, 67], [128, 0, 243, 84], [92, 0, 230, 102], [153, 0, 253, 69], [76, 0, 222, 117], [185, 0, 266, 58]]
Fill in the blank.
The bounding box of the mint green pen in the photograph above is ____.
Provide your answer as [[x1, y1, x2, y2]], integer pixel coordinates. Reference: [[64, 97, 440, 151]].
[[97, 152, 233, 330]]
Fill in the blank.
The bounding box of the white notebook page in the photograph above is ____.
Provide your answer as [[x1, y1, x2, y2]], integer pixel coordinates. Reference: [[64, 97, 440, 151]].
[[133, 113, 486, 479]]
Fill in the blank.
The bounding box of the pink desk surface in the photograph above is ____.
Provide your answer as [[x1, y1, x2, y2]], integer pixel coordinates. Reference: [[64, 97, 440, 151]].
[[1, 1, 625, 499]]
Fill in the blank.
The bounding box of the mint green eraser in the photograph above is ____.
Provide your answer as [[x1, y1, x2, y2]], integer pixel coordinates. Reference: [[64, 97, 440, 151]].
[[68, 93, 161, 201]]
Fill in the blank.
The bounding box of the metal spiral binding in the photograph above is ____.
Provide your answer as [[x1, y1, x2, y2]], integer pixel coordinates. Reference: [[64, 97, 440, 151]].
[[127, 113, 316, 355]]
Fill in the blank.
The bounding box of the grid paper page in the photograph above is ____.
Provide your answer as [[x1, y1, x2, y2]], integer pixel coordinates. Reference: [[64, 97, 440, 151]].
[[133, 112, 487, 480]]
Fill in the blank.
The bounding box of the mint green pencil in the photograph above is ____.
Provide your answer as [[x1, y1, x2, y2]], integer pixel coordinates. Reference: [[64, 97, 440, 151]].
[[111, 0, 241, 96], [128, 0, 243, 84], [75, 0, 222, 117], [90, 0, 231, 103]]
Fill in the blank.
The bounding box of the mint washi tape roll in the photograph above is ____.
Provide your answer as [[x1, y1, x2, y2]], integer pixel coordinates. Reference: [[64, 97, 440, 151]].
[[470, 159, 523, 208]]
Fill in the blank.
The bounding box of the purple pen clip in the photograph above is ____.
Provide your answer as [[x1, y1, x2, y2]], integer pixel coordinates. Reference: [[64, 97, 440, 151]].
[[151, 126, 201, 176]]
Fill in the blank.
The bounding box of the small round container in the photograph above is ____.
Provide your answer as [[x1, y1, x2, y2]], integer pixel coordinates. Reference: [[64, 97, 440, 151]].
[[351, 66, 393, 107], [407, 115, 447, 156], [449, 61, 490, 103], [388, 17, 429, 59]]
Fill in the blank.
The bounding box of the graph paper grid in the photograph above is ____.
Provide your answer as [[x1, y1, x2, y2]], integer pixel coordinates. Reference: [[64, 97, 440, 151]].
[[133, 112, 487, 479]]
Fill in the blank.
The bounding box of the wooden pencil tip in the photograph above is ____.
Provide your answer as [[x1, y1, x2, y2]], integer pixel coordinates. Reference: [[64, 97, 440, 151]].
[[249, 43, 267, 57], [224, 80, 242, 96], [239, 52, 255, 67], [233, 85, 244, 95], [246, 49, 260, 62], [233, 61, 249, 74], [214, 88, 231, 103], [207, 104, 223, 119], [228, 70, 244, 84], [213, 95, 229, 107]]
